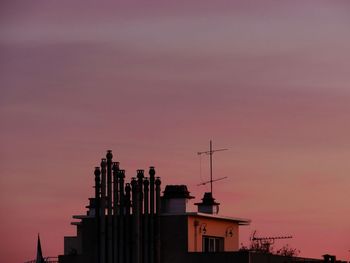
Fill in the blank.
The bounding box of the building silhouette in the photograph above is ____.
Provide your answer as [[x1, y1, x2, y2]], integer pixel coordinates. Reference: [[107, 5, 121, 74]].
[[27, 150, 346, 263]]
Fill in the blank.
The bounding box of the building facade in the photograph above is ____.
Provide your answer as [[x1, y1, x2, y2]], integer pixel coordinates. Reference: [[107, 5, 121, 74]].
[[56, 150, 344, 263], [58, 150, 251, 263]]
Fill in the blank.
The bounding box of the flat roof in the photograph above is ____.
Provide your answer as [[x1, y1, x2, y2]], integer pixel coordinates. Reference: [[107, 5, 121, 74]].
[[72, 213, 251, 225], [162, 212, 251, 225]]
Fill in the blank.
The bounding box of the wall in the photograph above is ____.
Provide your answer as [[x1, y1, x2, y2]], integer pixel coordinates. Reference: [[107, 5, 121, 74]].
[[160, 215, 188, 263], [64, 237, 80, 255], [187, 215, 239, 252]]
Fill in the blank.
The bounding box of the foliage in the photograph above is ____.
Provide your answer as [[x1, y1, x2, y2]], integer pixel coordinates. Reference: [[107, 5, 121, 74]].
[[275, 244, 300, 257], [239, 231, 300, 257]]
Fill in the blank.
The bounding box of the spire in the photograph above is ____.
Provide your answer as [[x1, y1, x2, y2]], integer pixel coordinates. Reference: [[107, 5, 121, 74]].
[[36, 234, 45, 263]]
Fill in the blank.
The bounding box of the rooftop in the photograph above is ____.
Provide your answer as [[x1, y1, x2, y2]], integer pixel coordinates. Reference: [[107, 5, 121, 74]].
[[161, 212, 251, 225]]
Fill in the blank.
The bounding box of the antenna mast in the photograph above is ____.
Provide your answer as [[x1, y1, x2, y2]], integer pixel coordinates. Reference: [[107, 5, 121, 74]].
[[251, 231, 293, 253], [197, 140, 228, 195]]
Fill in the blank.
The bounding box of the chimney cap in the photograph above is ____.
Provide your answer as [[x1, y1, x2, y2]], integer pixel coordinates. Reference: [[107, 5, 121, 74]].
[[106, 150, 113, 159], [112, 162, 120, 171], [163, 185, 194, 199], [118, 169, 125, 178], [195, 192, 220, 205], [94, 167, 101, 176], [149, 166, 156, 176]]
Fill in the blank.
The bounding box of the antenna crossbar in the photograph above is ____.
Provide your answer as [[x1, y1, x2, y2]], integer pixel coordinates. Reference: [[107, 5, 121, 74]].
[[197, 140, 228, 195], [252, 236, 293, 241], [197, 148, 228, 155], [197, 176, 228, 186]]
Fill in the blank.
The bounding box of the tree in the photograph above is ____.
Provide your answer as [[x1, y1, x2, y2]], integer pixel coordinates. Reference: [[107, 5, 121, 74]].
[[276, 244, 300, 257], [240, 230, 300, 257], [239, 231, 274, 254]]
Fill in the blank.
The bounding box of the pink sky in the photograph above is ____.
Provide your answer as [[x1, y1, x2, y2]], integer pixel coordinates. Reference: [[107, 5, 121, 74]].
[[1, 1, 350, 262]]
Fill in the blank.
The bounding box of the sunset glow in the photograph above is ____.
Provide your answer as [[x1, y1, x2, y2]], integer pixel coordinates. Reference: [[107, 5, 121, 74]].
[[1, 1, 350, 262]]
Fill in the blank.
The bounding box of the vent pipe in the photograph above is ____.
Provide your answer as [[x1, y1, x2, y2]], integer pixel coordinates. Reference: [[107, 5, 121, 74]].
[[118, 169, 125, 263], [149, 167, 155, 263], [155, 176, 161, 263], [106, 151, 113, 263], [125, 183, 131, 263], [94, 167, 101, 263], [137, 170, 144, 263], [143, 178, 149, 263], [131, 177, 140, 263], [100, 158, 107, 263], [112, 162, 119, 263]]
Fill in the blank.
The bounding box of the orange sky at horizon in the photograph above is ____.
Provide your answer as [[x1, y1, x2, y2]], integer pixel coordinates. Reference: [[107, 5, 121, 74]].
[[1, 1, 350, 262]]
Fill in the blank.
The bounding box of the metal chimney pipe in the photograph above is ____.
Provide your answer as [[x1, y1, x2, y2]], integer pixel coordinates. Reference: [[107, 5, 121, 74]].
[[106, 151, 113, 263], [155, 177, 161, 263], [100, 158, 107, 263], [137, 170, 144, 263], [131, 177, 140, 263], [118, 169, 125, 263], [112, 162, 119, 263], [143, 178, 149, 263], [94, 167, 101, 263], [137, 170, 144, 213], [149, 167, 155, 263], [118, 170, 125, 212], [125, 183, 131, 263]]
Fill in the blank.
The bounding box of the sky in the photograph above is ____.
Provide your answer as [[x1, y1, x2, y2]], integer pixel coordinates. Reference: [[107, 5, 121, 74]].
[[1, 1, 350, 262]]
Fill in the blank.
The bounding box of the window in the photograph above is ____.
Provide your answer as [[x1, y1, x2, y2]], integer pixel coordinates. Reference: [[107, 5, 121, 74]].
[[202, 236, 224, 252]]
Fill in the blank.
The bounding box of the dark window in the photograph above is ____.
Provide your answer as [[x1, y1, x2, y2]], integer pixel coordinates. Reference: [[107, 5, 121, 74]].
[[202, 236, 224, 252]]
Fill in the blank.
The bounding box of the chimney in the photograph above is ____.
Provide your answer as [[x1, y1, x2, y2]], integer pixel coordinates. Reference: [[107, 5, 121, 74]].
[[143, 178, 149, 263], [155, 177, 161, 263], [106, 151, 113, 263], [137, 170, 144, 213], [195, 192, 220, 214], [118, 169, 125, 263], [100, 158, 107, 263], [161, 185, 194, 214], [94, 167, 101, 263], [323, 254, 336, 263], [112, 162, 119, 263], [124, 183, 131, 263], [149, 167, 155, 263], [131, 177, 141, 263]]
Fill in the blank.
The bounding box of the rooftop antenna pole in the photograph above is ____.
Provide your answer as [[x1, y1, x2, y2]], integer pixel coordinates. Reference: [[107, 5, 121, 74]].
[[197, 140, 228, 196], [251, 231, 293, 252], [210, 140, 213, 194]]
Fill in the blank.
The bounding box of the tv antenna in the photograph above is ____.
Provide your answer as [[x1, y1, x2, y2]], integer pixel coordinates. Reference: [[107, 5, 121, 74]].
[[251, 230, 293, 252], [197, 140, 228, 195]]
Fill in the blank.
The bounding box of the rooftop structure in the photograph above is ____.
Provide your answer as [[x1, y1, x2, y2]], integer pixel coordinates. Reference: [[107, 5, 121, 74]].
[[26, 150, 345, 263], [57, 150, 251, 263]]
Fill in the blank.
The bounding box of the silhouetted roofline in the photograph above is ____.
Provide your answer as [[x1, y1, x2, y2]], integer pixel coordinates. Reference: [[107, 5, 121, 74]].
[[162, 185, 195, 199], [161, 212, 251, 225]]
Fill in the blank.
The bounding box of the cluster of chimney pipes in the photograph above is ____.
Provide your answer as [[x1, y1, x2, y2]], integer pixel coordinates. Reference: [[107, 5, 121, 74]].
[[93, 150, 161, 263]]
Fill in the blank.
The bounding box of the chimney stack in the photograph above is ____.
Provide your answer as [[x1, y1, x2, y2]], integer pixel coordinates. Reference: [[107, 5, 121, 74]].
[[94, 167, 101, 263], [118, 169, 125, 263], [161, 185, 194, 214], [195, 192, 220, 214], [143, 178, 149, 263], [131, 177, 141, 263], [88, 153, 162, 263], [112, 162, 119, 263], [155, 177, 161, 263], [100, 158, 107, 263], [106, 151, 113, 263], [149, 167, 155, 263]]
